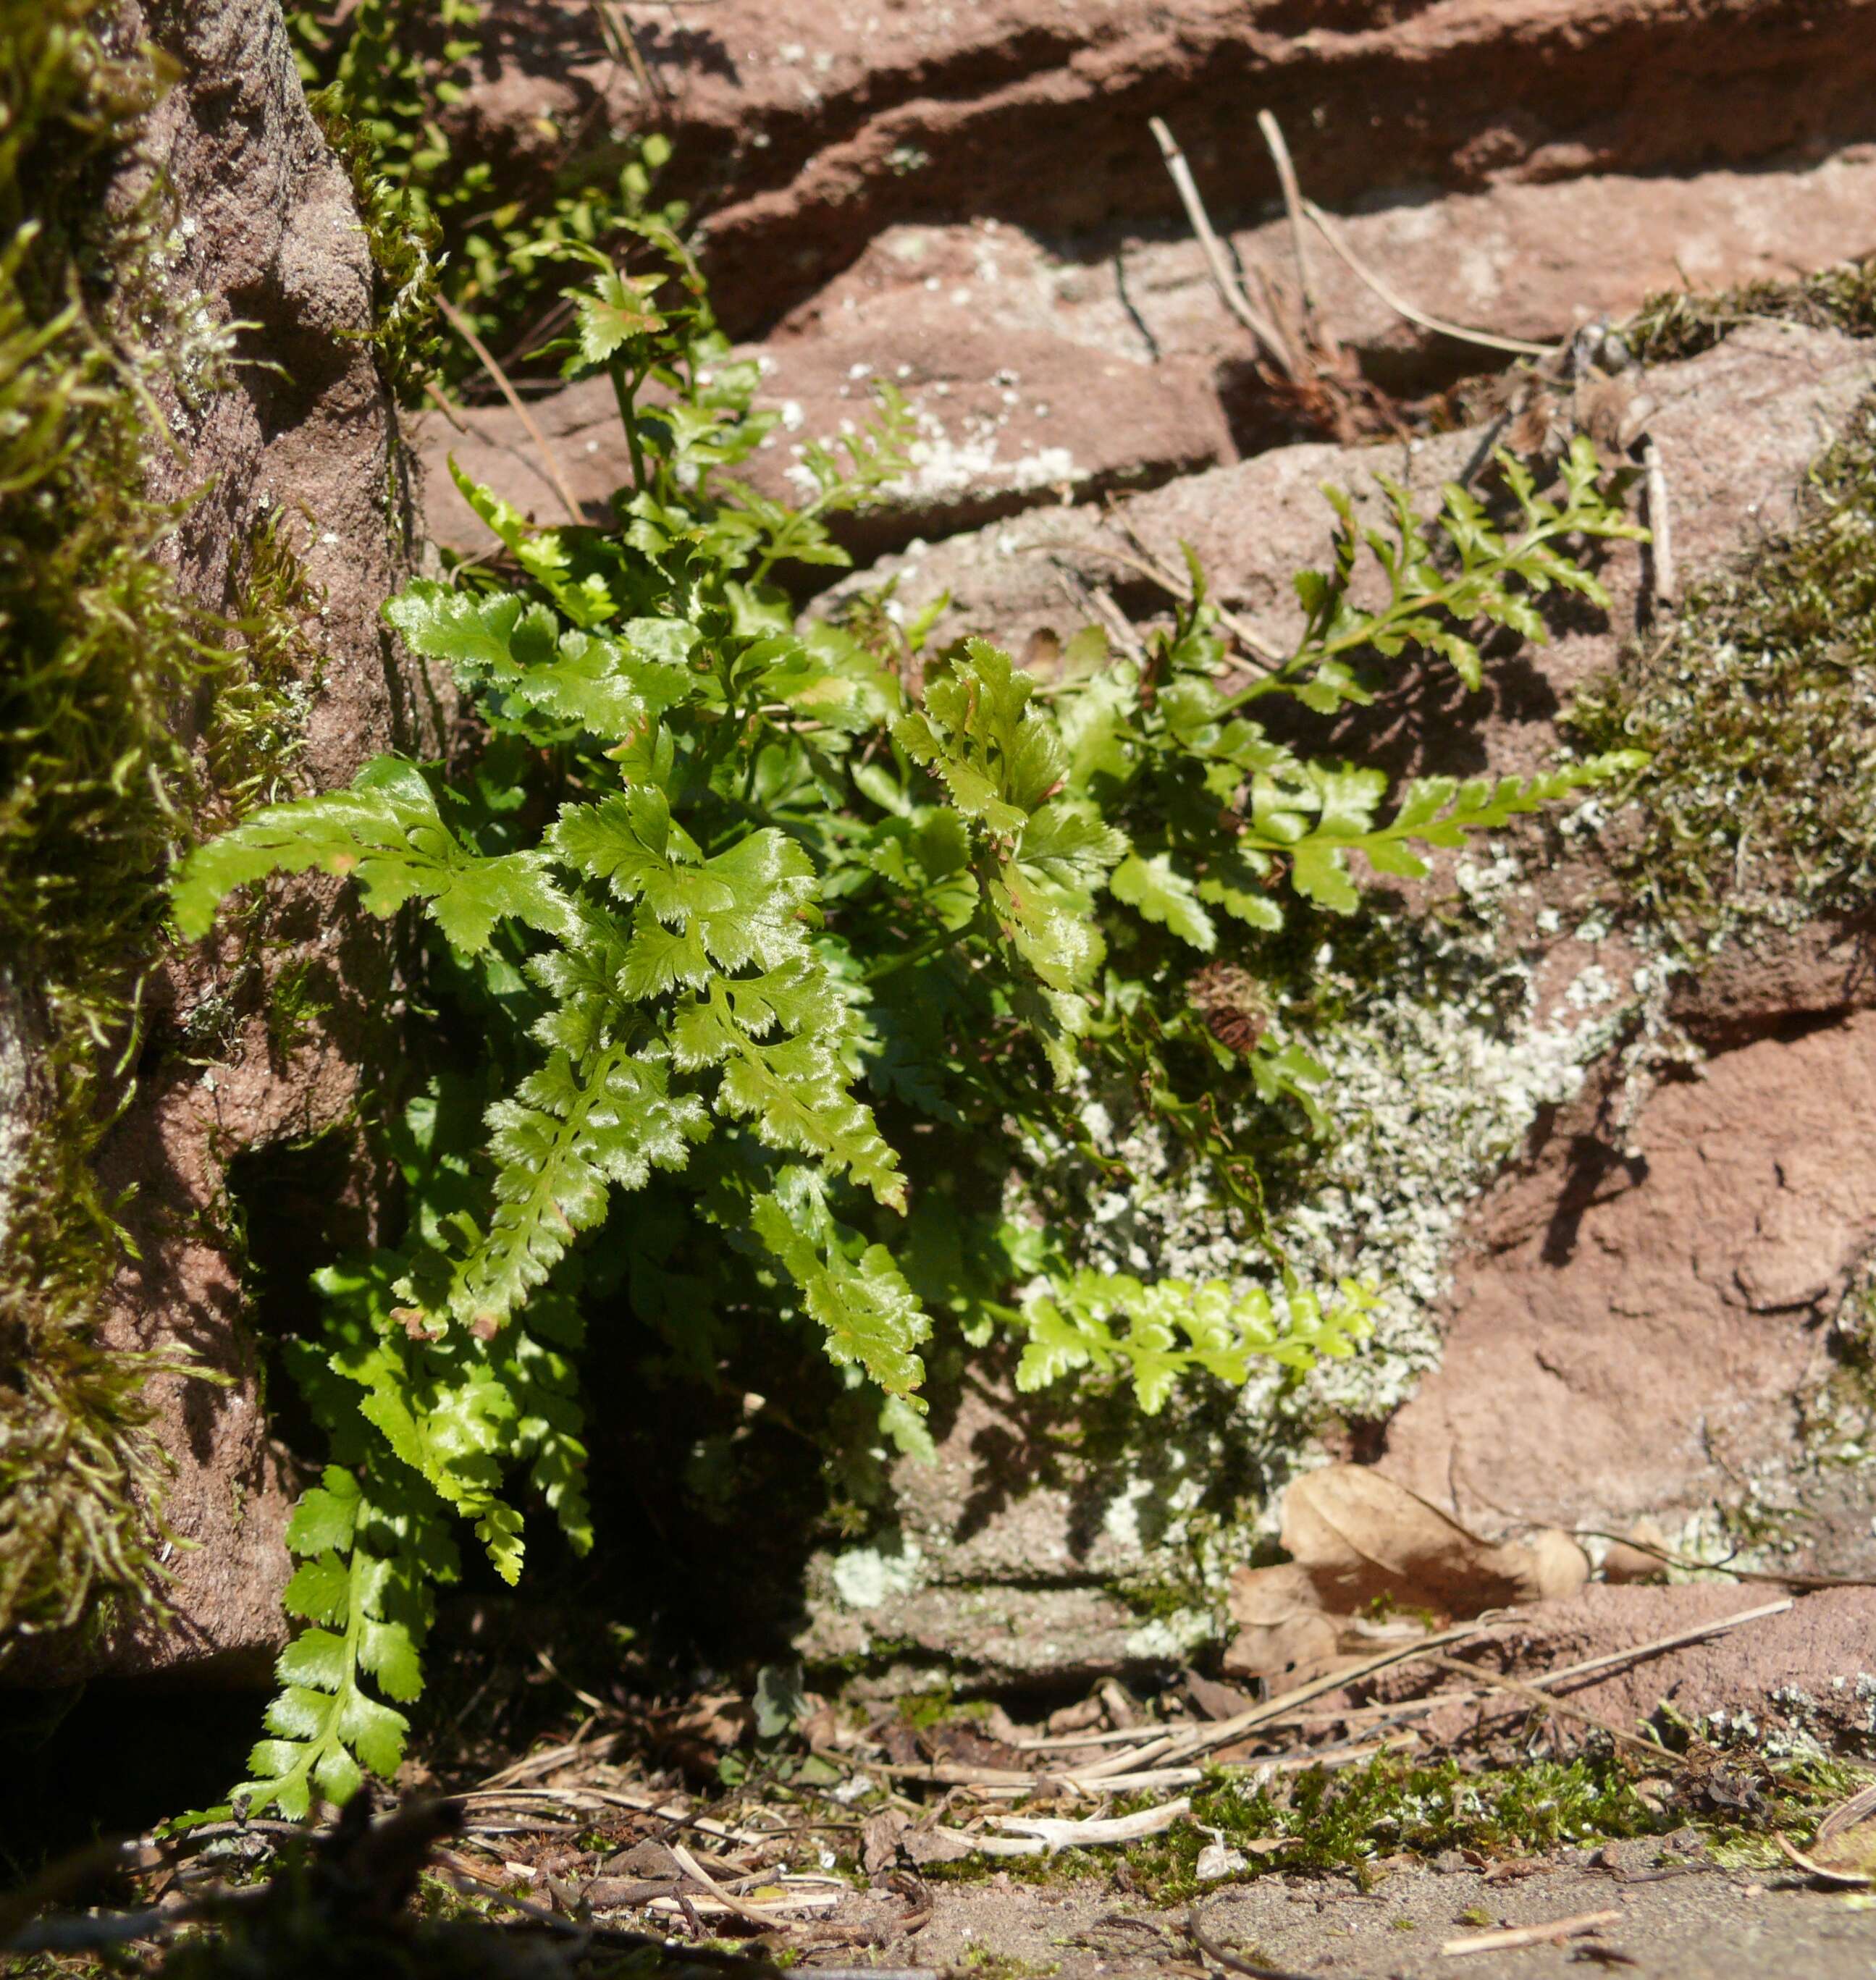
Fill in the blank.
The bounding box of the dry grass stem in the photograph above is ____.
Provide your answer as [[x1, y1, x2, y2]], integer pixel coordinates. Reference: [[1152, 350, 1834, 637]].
[[1149, 117, 1296, 374], [1301, 199, 1560, 359], [1256, 109, 1317, 319], [437, 292, 586, 524], [1643, 437, 1676, 605], [1440, 1909, 1623, 1956]]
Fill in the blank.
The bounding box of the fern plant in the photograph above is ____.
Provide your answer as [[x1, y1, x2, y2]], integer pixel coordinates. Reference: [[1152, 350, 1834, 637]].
[[290, 0, 687, 383], [174, 235, 1644, 1814]]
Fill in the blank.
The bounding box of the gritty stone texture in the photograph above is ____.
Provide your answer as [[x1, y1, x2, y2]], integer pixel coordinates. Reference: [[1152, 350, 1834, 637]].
[[419, 324, 1228, 559], [1450, 1583, 1876, 1751], [848, 322, 1876, 775], [422, 155, 1876, 555], [903, 1853, 1876, 1980], [1380, 1012, 1876, 1535], [4, 0, 429, 1685], [448, 0, 1876, 334], [780, 148, 1876, 395]]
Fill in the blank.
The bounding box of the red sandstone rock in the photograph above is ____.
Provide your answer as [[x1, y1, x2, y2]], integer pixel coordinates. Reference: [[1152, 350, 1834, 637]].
[[419, 324, 1228, 557], [448, 0, 1876, 334], [843, 320, 1876, 770], [4, 0, 431, 1685], [779, 151, 1876, 399], [1381, 1011, 1876, 1533]]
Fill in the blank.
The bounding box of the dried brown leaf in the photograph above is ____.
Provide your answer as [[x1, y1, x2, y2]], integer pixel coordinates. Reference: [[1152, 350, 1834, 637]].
[[1223, 1467, 1587, 1681]]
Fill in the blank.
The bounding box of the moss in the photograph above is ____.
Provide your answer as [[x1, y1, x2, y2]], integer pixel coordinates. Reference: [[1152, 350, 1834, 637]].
[[1567, 387, 1876, 945], [205, 512, 324, 819], [288, 0, 683, 389], [0, 0, 319, 1653], [1624, 253, 1876, 368], [303, 87, 441, 408], [922, 1746, 1860, 1906], [0, 0, 214, 1652], [1119, 1756, 1678, 1898]]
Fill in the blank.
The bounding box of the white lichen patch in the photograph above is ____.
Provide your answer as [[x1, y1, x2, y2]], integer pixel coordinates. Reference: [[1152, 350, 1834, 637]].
[[829, 1535, 926, 1610], [1050, 876, 1644, 1460], [788, 400, 1080, 509], [0, 969, 36, 1257], [1122, 1607, 1216, 1661]]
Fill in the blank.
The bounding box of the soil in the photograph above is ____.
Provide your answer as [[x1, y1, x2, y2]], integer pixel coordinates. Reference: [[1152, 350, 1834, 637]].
[[909, 1858, 1876, 1980]]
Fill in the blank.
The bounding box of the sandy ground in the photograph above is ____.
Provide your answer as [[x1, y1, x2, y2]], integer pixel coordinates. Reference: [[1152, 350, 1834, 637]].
[[902, 1853, 1876, 1979]]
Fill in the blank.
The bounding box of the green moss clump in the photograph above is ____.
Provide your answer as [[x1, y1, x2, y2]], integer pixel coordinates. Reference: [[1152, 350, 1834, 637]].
[[0, 0, 210, 1651], [289, 0, 684, 389], [1624, 254, 1876, 367], [303, 90, 441, 408], [1568, 389, 1876, 945], [0, 0, 329, 1653], [1119, 1756, 1675, 1898]]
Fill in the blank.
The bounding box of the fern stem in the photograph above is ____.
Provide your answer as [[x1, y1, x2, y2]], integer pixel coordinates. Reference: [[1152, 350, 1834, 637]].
[[610, 360, 647, 495], [1215, 520, 1578, 717]]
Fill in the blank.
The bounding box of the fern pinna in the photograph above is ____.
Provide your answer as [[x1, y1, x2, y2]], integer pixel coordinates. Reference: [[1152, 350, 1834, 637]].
[[173, 232, 1644, 1813]]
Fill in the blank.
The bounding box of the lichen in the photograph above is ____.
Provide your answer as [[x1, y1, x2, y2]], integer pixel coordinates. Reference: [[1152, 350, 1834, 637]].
[[1015, 849, 1646, 1551]]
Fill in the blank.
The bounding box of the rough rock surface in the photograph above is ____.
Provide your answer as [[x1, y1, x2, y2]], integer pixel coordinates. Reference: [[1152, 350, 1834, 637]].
[[1381, 1012, 1876, 1534], [7, 0, 428, 1684], [419, 0, 1876, 560], [81, 0, 1876, 1703], [844, 320, 1876, 741], [1455, 1583, 1876, 1748], [453, 0, 1876, 333], [421, 164, 1876, 560], [775, 152, 1876, 395], [421, 324, 1229, 557]]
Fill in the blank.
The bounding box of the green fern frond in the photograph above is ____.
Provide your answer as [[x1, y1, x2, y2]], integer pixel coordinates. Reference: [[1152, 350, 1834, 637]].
[[1017, 1271, 1376, 1415], [172, 231, 1652, 1819], [237, 1465, 452, 1818], [171, 756, 573, 953]]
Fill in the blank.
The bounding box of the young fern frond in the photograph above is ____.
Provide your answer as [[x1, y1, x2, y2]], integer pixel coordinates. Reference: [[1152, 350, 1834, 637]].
[[237, 1462, 453, 1819], [173, 235, 1649, 1814], [1229, 433, 1648, 714], [1017, 1271, 1377, 1415]]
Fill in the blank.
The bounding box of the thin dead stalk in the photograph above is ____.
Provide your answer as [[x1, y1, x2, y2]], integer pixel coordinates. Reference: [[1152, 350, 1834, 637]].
[[1255, 109, 1316, 318], [1300, 198, 1558, 359], [1441, 1910, 1622, 1958], [1187, 1900, 1321, 1980], [436, 292, 586, 525], [1423, 1653, 1673, 1761], [1520, 1596, 1792, 1688], [423, 379, 471, 435], [1578, 1532, 1876, 1591], [1642, 437, 1676, 607], [667, 1842, 799, 1930], [1149, 117, 1295, 375], [1026, 536, 1284, 667]]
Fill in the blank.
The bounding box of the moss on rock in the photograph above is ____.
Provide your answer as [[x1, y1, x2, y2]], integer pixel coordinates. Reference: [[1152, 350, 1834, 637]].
[[1568, 387, 1876, 945], [0, 0, 324, 1654]]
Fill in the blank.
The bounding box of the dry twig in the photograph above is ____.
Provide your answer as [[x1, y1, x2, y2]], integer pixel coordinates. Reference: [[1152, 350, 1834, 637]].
[[1578, 1532, 1876, 1591], [1148, 117, 1295, 374], [1423, 1653, 1673, 1761], [1441, 1909, 1623, 1957], [436, 292, 585, 526], [1300, 200, 1559, 360], [1642, 437, 1675, 607], [1187, 1900, 1323, 1980], [1255, 109, 1317, 321]]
